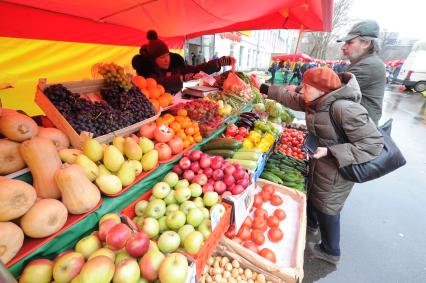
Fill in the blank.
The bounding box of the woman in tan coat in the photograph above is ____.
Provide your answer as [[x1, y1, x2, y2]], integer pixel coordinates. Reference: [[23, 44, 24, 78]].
[[261, 68, 384, 264]]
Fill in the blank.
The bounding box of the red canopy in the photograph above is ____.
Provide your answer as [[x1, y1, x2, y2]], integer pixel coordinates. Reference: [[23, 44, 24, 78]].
[[1, 0, 333, 47], [272, 52, 314, 62]]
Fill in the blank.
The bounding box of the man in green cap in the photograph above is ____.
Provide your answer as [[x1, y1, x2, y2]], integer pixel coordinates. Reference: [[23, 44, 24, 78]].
[[338, 19, 386, 124]]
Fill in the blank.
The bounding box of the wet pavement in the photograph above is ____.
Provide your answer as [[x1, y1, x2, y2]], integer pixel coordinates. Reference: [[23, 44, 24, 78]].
[[303, 86, 426, 283]]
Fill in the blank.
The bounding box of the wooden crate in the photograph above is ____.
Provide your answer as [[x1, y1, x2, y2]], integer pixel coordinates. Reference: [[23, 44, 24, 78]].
[[35, 78, 159, 149]]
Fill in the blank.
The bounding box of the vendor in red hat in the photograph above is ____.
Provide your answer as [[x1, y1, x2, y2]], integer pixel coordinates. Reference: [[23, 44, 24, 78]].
[[261, 67, 384, 265], [132, 30, 235, 93]]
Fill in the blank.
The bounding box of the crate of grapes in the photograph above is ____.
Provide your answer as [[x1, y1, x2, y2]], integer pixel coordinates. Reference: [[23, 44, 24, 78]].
[[35, 78, 160, 149]]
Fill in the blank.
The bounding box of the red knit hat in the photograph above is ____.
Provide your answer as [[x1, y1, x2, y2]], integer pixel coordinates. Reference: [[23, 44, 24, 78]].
[[144, 30, 169, 60], [302, 67, 341, 93]]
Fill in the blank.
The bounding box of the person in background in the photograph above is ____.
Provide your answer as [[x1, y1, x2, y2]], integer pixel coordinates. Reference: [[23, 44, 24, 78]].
[[191, 52, 196, 65], [212, 52, 219, 60], [259, 67, 383, 265], [283, 60, 291, 83], [268, 60, 278, 85], [132, 30, 235, 94], [338, 19, 386, 124], [288, 58, 303, 85], [196, 51, 206, 64]]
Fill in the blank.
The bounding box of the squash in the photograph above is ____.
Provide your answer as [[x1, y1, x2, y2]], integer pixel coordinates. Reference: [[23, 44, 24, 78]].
[[0, 139, 26, 175], [37, 127, 70, 151], [0, 177, 37, 221], [19, 137, 62, 199], [55, 164, 101, 214], [20, 198, 68, 238], [0, 222, 24, 264], [0, 110, 38, 142]]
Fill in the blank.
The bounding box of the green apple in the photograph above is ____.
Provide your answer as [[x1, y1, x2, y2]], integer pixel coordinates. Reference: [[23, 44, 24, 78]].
[[83, 138, 103, 162], [198, 219, 212, 240], [99, 213, 120, 225], [166, 204, 179, 215], [183, 231, 204, 254], [158, 216, 168, 233], [139, 249, 165, 281], [178, 225, 195, 243], [186, 208, 204, 227], [159, 253, 188, 283], [175, 187, 191, 204], [164, 191, 177, 205], [88, 248, 115, 261], [201, 207, 210, 219], [179, 201, 196, 215], [145, 199, 166, 219], [157, 231, 181, 253], [174, 179, 189, 190], [152, 182, 171, 199], [162, 172, 179, 188], [210, 203, 226, 218], [166, 210, 186, 230], [135, 200, 149, 216], [79, 256, 115, 283], [193, 197, 204, 208], [96, 175, 122, 195], [113, 258, 140, 283], [189, 183, 202, 197], [134, 216, 145, 230], [203, 191, 219, 207], [140, 218, 160, 239], [19, 259, 53, 283], [52, 252, 85, 283], [75, 235, 101, 259], [114, 250, 134, 264]]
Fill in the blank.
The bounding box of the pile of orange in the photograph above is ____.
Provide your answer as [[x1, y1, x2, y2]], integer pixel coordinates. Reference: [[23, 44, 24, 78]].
[[156, 109, 203, 148], [133, 76, 174, 112]]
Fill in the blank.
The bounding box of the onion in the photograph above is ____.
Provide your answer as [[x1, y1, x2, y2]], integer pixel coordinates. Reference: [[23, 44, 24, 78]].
[[231, 268, 239, 278], [257, 274, 266, 283], [232, 259, 240, 269], [244, 269, 253, 279], [225, 262, 233, 271], [214, 274, 222, 282], [207, 257, 214, 266]]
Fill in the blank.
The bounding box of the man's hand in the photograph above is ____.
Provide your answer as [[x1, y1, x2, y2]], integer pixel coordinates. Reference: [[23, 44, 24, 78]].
[[219, 56, 236, 66], [312, 147, 328, 159]]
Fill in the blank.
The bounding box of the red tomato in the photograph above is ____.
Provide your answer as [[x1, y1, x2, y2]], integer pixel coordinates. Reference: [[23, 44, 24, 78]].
[[253, 195, 263, 208], [274, 209, 286, 220], [254, 208, 268, 219], [270, 194, 283, 206], [231, 236, 242, 244], [259, 248, 276, 263], [242, 217, 253, 228], [259, 191, 271, 201], [243, 241, 259, 253], [252, 217, 268, 232], [262, 184, 275, 195], [251, 229, 266, 245], [237, 225, 251, 241], [267, 215, 280, 227], [268, 227, 284, 242]]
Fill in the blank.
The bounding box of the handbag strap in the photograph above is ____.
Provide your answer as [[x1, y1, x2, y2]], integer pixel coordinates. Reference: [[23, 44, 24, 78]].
[[329, 100, 349, 144]]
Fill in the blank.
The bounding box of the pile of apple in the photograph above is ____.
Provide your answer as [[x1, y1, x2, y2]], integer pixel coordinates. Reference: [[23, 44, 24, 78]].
[[225, 184, 286, 264], [131, 172, 225, 256], [172, 150, 251, 196], [18, 212, 190, 283]]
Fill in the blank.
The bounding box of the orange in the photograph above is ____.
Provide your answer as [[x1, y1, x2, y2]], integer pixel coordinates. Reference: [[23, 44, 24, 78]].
[[194, 134, 203, 142], [157, 84, 165, 94], [175, 116, 185, 124], [133, 76, 147, 89], [149, 88, 161, 99], [177, 131, 186, 140], [151, 99, 160, 112], [185, 127, 195, 136], [164, 93, 173, 104], [177, 109, 187, 117], [187, 136, 194, 144], [141, 88, 150, 97], [163, 113, 175, 122], [183, 140, 190, 149], [146, 78, 157, 89], [159, 96, 169, 107], [181, 120, 191, 129], [170, 122, 181, 132], [193, 126, 200, 134]]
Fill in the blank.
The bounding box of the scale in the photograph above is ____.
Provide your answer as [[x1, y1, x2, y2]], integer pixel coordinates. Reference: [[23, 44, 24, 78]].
[[181, 85, 219, 98]]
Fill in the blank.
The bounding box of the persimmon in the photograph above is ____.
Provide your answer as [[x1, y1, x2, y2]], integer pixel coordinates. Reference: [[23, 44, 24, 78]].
[[158, 96, 169, 107], [177, 109, 187, 117], [146, 78, 157, 89]]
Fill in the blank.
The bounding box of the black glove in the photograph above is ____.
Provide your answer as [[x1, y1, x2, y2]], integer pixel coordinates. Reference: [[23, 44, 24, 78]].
[[259, 84, 269, 95], [219, 56, 233, 67], [182, 73, 195, 82]]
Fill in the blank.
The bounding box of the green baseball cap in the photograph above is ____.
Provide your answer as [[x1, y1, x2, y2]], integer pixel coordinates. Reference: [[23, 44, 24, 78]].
[[337, 20, 380, 42]]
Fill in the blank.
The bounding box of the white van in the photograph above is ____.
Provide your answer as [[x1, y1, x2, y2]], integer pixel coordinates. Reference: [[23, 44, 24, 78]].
[[396, 41, 426, 92]]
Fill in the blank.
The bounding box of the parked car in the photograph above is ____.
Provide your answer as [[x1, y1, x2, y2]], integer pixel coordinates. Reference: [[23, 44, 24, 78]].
[[395, 41, 426, 92]]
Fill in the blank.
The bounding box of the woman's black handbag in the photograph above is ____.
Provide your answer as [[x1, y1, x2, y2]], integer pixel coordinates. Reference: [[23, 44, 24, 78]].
[[302, 132, 319, 158], [329, 104, 406, 183]]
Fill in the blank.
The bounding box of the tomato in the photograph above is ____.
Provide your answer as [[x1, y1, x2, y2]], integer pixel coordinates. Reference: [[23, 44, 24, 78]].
[[251, 229, 266, 245], [242, 217, 253, 228], [259, 248, 276, 263], [297, 153, 305, 160], [259, 191, 271, 201], [225, 225, 236, 238], [237, 225, 251, 241], [274, 209, 286, 220], [253, 195, 263, 208], [254, 208, 268, 219], [231, 236, 242, 244], [270, 195, 283, 206], [267, 215, 280, 227], [261, 184, 275, 195], [238, 127, 248, 136], [243, 241, 259, 253], [268, 227, 284, 242], [252, 217, 268, 232]]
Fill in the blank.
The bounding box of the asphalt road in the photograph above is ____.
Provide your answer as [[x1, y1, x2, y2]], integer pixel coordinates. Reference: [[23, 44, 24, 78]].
[[303, 86, 426, 283]]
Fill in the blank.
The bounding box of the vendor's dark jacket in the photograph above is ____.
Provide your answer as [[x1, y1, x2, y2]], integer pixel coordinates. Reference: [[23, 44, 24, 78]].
[[132, 52, 221, 94], [347, 52, 386, 124], [267, 74, 384, 214]]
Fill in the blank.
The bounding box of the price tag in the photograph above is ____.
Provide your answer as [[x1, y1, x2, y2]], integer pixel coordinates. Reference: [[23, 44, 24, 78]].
[[184, 262, 197, 283], [210, 203, 226, 231]]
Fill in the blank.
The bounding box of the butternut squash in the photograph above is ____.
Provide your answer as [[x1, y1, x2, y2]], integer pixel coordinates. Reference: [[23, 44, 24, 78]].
[[37, 127, 70, 151], [0, 177, 37, 221], [0, 139, 26, 175], [19, 137, 62, 199], [0, 110, 38, 142], [0, 222, 24, 264], [55, 164, 101, 214], [20, 198, 68, 238]]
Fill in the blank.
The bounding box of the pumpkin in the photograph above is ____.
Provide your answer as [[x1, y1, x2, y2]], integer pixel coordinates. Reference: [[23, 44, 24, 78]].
[[20, 198, 68, 238], [55, 164, 101, 214], [0, 177, 37, 221], [0, 222, 24, 264], [0, 139, 26, 175], [37, 127, 70, 151], [19, 137, 62, 199], [0, 110, 38, 142]]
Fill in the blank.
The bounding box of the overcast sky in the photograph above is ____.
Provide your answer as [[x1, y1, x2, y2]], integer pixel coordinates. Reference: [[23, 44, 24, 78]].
[[348, 0, 426, 40]]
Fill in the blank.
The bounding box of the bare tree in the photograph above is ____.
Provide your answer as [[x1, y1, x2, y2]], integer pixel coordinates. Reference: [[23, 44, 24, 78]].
[[300, 0, 353, 59]]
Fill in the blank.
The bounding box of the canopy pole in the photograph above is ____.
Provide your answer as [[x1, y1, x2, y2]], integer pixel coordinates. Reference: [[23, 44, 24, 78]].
[[293, 25, 304, 61]]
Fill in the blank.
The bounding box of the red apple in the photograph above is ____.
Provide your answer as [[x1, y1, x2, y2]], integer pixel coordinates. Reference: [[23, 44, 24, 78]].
[[237, 178, 249, 189], [172, 164, 183, 175], [99, 219, 120, 242], [193, 173, 208, 186], [223, 165, 236, 176], [179, 157, 191, 170], [106, 223, 131, 250], [223, 174, 235, 186], [214, 181, 226, 194], [212, 169, 224, 181], [232, 168, 245, 180], [203, 167, 213, 177], [207, 179, 215, 185], [199, 157, 211, 169], [213, 156, 224, 163], [202, 183, 214, 193], [190, 161, 200, 173], [234, 163, 244, 171], [230, 184, 245, 195], [183, 170, 195, 181], [210, 159, 222, 170], [189, 150, 202, 161], [125, 232, 150, 258]]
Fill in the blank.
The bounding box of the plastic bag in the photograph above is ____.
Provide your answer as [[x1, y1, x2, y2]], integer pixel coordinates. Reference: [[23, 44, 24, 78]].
[[249, 74, 261, 89], [223, 72, 248, 92]]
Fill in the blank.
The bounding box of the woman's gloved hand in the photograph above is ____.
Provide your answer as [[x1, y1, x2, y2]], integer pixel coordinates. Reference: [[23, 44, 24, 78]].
[[182, 73, 195, 82], [219, 56, 236, 66]]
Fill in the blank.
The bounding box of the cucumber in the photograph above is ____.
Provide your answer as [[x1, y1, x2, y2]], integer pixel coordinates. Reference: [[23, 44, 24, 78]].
[[232, 151, 262, 161], [204, 149, 235, 158], [260, 172, 283, 184], [226, 159, 258, 170], [201, 138, 242, 151]]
